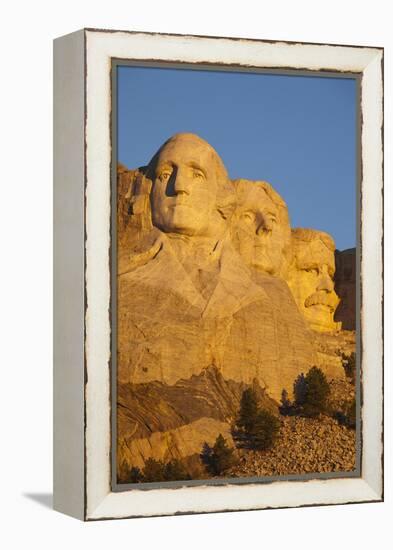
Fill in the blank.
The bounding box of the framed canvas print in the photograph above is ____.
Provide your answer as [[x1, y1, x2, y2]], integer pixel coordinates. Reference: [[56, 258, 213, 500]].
[[53, 28, 383, 520]]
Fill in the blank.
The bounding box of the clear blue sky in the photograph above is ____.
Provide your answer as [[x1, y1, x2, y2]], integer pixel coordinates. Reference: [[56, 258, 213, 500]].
[[117, 65, 357, 250]]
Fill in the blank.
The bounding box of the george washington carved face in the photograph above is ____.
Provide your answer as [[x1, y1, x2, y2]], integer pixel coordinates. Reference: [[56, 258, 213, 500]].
[[147, 133, 233, 238]]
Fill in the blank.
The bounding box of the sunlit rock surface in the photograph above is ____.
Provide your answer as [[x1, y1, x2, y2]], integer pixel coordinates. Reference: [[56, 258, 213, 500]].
[[116, 134, 356, 475]]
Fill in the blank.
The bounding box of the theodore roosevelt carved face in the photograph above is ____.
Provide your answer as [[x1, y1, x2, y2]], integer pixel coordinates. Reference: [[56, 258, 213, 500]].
[[147, 133, 233, 238], [287, 228, 340, 332], [231, 179, 291, 276]]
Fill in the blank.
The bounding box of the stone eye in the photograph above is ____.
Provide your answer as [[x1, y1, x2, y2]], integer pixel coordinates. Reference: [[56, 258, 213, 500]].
[[192, 170, 204, 180], [159, 171, 172, 182], [264, 212, 277, 225], [241, 212, 253, 222]]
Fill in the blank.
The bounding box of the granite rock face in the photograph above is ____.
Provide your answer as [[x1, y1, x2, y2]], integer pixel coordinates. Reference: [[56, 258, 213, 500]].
[[313, 329, 355, 380], [334, 248, 356, 331], [118, 234, 318, 401], [117, 366, 277, 473], [118, 135, 318, 401], [230, 179, 292, 278], [116, 133, 355, 475], [287, 228, 341, 333]]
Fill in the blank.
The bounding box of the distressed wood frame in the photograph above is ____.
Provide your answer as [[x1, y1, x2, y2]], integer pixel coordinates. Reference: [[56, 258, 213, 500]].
[[53, 28, 383, 521]]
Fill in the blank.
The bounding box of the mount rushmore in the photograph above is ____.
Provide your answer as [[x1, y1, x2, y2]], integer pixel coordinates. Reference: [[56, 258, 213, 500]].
[[116, 133, 356, 476]]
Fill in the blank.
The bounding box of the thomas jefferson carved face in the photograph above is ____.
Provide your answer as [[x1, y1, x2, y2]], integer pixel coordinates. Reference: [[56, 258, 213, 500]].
[[287, 229, 340, 332], [231, 180, 291, 276], [148, 134, 230, 237]]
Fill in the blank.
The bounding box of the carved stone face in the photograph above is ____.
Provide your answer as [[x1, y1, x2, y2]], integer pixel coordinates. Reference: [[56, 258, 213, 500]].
[[150, 135, 224, 237], [288, 234, 340, 332], [232, 182, 291, 276]]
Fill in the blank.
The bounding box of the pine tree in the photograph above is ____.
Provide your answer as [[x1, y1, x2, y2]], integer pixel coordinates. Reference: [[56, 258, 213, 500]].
[[280, 389, 292, 415], [200, 441, 213, 463], [127, 466, 144, 483], [344, 398, 356, 429], [117, 459, 131, 483], [142, 458, 166, 482], [294, 373, 307, 407], [302, 366, 330, 417], [207, 434, 237, 475], [163, 459, 190, 481], [248, 409, 280, 450], [238, 387, 259, 433]]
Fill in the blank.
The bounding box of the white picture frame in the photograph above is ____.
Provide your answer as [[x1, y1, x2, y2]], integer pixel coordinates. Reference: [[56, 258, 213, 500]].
[[53, 28, 383, 521]]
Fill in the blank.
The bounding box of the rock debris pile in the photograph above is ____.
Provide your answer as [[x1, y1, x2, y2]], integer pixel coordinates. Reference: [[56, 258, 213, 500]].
[[227, 414, 356, 478]]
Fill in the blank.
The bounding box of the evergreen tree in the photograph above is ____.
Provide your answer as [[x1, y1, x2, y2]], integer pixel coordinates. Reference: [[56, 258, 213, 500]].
[[248, 409, 280, 450], [200, 441, 213, 465], [126, 466, 144, 483], [302, 366, 330, 417], [142, 458, 166, 482], [203, 434, 237, 475], [345, 398, 356, 429], [280, 388, 292, 415], [117, 459, 131, 483], [237, 388, 281, 451], [164, 459, 190, 481], [238, 387, 259, 433], [294, 373, 307, 407]]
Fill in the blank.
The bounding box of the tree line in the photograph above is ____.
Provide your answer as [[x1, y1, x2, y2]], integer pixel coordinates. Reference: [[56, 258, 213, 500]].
[[120, 359, 356, 482]]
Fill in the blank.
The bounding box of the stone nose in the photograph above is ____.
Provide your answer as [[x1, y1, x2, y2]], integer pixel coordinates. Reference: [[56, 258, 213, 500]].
[[256, 213, 273, 235], [317, 267, 334, 292], [172, 167, 191, 196]]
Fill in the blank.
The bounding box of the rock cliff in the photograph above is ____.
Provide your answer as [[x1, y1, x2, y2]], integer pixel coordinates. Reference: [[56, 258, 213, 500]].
[[334, 248, 356, 330], [115, 134, 356, 478], [117, 366, 277, 474]]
